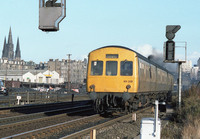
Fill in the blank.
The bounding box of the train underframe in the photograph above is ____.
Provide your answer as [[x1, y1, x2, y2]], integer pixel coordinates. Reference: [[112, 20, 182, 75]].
[[89, 91, 172, 113]]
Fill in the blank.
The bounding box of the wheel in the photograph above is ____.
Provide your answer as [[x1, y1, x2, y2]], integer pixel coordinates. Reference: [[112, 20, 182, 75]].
[[95, 99, 104, 113]]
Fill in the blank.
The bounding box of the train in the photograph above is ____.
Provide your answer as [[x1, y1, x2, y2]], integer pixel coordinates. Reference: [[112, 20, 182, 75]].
[[86, 46, 174, 113]]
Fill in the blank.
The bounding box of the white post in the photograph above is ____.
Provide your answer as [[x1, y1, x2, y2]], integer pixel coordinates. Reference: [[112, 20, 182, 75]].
[[90, 129, 96, 139], [132, 113, 137, 121], [17, 96, 21, 105], [154, 100, 159, 137], [178, 62, 182, 109]]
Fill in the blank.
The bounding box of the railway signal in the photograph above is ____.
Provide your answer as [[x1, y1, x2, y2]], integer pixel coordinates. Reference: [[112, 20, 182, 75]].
[[166, 25, 181, 40], [165, 41, 175, 61], [164, 25, 181, 62], [39, 0, 66, 32], [164, 25, 185, 109]]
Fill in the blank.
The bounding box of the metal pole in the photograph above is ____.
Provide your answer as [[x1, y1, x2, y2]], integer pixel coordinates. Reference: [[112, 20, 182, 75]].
[[185, 42, 187, 62], [57, 91, 58, 102], [27, 91, 29, 104], [21, 61, 24, 87], [178, 62, 182, 109], [5, 62, 7, 87], [35, 91, 37, 102], [67, 54, 71, 92], [8, 91, 10, 106]]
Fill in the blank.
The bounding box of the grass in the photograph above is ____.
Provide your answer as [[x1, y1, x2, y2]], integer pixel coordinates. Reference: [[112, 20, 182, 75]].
[[162, 86, 200, 139]]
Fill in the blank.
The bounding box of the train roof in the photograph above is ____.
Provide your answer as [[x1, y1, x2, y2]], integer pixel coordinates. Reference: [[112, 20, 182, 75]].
[[90, 45, 173, 75]]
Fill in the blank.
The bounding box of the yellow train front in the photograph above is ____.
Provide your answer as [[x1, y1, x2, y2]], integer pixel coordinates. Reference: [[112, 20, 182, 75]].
[[87, 46, 173, 113]]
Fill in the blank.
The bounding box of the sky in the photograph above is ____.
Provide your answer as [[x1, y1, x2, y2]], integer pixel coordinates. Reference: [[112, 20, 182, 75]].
[[0, 0, 199, 65]]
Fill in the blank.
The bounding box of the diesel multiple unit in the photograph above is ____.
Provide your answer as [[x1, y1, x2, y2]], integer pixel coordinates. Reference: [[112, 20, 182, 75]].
[[87, 46, 173, 113]]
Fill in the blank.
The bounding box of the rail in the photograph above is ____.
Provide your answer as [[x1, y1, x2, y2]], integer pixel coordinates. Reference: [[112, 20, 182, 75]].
[[61, 106, 151, 139]]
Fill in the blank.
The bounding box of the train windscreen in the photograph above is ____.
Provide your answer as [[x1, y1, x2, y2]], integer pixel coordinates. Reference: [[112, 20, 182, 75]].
[[91, 61, 103, 75], [120, 61, 133, 76], [106, 61, 117, 76]]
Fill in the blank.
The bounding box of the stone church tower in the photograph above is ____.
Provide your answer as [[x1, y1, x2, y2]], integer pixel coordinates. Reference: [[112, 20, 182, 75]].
[[2, 27, 21, 61], [15, 37, 21, 60]]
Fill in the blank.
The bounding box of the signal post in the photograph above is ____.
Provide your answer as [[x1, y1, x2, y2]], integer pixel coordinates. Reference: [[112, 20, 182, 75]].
[[164, 25, 186, 109]]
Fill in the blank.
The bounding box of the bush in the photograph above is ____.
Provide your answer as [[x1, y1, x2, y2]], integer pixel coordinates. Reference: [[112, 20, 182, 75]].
[[161, 122, 182, 139], [162, 85, 200, 138]]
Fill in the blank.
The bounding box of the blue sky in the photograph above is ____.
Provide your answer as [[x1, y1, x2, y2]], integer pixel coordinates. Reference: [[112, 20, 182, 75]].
[[0, 0, 199, 65]]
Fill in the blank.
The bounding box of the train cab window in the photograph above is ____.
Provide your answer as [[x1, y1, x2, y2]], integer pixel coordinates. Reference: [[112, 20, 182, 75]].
[[106, 61, 117, 76], [91, 61, 103, 75], [120, 61, 133, 76]]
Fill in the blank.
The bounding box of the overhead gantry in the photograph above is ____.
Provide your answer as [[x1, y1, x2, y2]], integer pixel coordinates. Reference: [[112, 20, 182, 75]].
[[39, 0, 66, 32]]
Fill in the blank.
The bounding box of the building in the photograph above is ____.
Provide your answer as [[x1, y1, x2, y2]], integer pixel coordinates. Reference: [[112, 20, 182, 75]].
[[190, 65, 199, 80], [60, 58, 87, 84], [47, 59, 61, 75], [35, 62, 48, 70], [197, 70, 200, 81], [48, 58, 87, 84], [0, 69, 64, 84], [0, 59, 36, 70], [23, 72, 36, 82], [43, 70, 62, 84], [181, 60, 192, 73], [198, 57, 200, 68], [2, 28, 21, 61], [0, 28, 38, 70], [35, 72, 46, 83]]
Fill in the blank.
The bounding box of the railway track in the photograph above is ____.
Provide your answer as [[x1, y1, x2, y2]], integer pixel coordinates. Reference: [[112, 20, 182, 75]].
[[0, 105, 94, 138], [3, 114, 105, 139], [0, 105, 92, 125], [0, 100, 91, 118], [2, 106, 153, 139], [62, 106, 152, 139]]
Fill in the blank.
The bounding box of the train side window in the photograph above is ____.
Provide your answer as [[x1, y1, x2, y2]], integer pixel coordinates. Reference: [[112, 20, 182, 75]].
[[106, 61, 117, 76], [120, 61, 133, 76], [91, 61, 103, 75], [149, 67, 152, 79]]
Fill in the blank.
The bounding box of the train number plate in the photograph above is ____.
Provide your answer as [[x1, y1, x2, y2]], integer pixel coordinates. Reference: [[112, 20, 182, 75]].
[[123, 80, 133, 83]]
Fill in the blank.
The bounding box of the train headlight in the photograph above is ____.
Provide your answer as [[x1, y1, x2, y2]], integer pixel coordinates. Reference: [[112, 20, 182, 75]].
[[89, 84, 95, 92]]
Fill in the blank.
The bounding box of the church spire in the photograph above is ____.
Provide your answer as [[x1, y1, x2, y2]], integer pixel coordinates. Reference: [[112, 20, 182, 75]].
[[6, 27, 14, 60], [2, 37, 7, 59], [15, 37, 21, 60], [8, 27, 13, 44]]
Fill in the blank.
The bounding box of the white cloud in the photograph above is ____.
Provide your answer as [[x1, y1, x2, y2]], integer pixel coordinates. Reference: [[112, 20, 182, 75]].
[[131, 44, 162, 58], [136, 44, 153, 57]]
